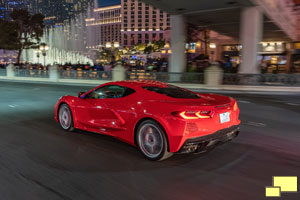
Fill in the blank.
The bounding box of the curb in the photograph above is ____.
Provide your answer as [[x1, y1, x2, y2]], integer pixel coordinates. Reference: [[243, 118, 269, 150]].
[[1, 78, 300, 95]]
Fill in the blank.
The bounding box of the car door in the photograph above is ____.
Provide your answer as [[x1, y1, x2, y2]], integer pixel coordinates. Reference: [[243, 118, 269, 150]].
[[76, 85, 134, 135], [74, 91, 108, 131]]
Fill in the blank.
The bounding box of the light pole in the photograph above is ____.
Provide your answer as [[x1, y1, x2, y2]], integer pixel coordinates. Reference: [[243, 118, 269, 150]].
[[40, 43, 49, 66], [35, 49, 41, 64]]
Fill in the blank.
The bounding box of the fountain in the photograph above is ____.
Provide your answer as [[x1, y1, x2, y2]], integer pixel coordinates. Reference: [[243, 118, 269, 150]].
[[23, 3, 97, 66]]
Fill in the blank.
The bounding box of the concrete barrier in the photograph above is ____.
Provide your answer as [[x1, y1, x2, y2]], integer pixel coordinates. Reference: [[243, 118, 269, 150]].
[[204, 62, 223, 89], [7, 64, 15, 78], [49, 65, 59, 82], [1, 64, 300, 93], [112, 63, 126, 82]]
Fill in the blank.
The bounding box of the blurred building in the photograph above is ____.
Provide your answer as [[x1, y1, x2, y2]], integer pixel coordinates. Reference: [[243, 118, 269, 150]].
[[210, 32, 293, 73], [85, 5, 122, 49], [41, 0, 94, 26], [0, 0, 40, 19], [139, 0, 298, 73], [0, 0, 94, 26], [292, 0, 300, 72], [121, 0, 170, 47]]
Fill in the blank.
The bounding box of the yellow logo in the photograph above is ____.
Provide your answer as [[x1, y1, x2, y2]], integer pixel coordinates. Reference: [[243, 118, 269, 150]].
[[265, 176, 298, 197]]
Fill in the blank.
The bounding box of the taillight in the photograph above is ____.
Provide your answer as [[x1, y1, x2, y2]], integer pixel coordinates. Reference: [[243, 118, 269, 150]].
[[179, 111, 198, 119], [233, 102, 238, 111], [172, 111, 212, 119], [195, 111, 211, 119]]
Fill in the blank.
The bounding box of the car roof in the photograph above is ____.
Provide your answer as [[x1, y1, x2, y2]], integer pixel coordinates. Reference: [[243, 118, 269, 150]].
[[109, 80, 169, 88]]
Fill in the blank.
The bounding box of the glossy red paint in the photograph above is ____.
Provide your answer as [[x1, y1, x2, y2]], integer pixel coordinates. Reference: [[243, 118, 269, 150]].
[[55, 81, 240, 153]]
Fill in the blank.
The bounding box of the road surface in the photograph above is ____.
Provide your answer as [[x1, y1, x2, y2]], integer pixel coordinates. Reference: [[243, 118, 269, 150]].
[[0, 81, 299, 200]]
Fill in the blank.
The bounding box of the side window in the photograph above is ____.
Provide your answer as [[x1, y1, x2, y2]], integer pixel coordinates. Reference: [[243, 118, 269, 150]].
[[86, 85, 135, 99], [123, 88, 136, 97]]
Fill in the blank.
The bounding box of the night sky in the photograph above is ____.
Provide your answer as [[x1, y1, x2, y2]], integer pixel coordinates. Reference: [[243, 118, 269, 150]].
[[98, 0, 121, 7]]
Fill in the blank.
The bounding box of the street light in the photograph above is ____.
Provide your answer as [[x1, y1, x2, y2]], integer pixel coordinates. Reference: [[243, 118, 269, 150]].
[[39, 43, 49, 66], [113, 42, 120, 48], [106, 42, 112, 48], [209, 43, 216, 49], [34, 49, 42, 64]]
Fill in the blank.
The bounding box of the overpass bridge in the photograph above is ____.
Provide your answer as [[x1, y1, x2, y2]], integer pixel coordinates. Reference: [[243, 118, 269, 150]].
[[140, 0, 297, 74]]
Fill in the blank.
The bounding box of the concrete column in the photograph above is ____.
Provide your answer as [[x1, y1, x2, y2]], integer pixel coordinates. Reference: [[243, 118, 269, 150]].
[[204, 62, 223, 89], [49, 65, 59, 82], [216, 43, 223, 61], [112, 63, 126, 82], [169, 15, 187, 73], [286, 43, 292, 72], [239, 7, 263, 74], [7, 64, 15, 78]]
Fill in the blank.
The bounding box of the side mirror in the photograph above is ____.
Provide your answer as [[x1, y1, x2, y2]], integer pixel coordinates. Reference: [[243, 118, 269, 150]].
[[78, 92, 86, 99]]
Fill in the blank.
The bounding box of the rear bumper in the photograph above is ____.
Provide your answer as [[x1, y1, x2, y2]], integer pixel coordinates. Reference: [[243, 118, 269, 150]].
[[177, 125, 240, 154]]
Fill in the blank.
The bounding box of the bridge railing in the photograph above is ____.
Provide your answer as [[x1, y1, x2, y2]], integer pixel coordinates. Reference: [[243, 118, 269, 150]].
[[59, 70, 112, 80], [126, 70, 204, 84], [223, 73, 300, 86], [1, 64, 300, 87], [14, 69, 49, 78], [0, 69, 7, 76]]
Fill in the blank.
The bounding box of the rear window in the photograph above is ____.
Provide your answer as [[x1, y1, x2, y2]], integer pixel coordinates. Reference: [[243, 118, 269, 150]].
[[143, 85, 201, 99]]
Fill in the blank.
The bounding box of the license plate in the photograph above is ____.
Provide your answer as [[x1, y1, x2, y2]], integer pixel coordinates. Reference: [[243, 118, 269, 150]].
[[220, 112, 230, 123]]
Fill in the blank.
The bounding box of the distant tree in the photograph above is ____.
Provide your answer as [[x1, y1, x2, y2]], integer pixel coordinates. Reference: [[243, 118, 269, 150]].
[[152, 40, 165, 51], [98, 47, 123, 63], [144, 45, 154, 54], [142, 40, 165, 54], [10, 9, 45, 64], [132, 43, 147, 52], [0, 19, 18, 50], [187, 23, 210, 56]]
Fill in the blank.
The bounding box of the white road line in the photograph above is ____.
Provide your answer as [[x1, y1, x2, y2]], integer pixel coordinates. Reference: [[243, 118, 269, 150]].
[[8, 105, 16, 108], [238, 100, 251, 104], [246, 121, 267, 127], [286, 103, 299, 106]]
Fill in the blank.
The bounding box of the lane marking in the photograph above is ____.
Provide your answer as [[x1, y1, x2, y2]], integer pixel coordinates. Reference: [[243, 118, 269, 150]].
[[238, 100, 251, 104], [286, 103, 299, 106], [246, 121, 267, 127], [8, 105, 16, 108]]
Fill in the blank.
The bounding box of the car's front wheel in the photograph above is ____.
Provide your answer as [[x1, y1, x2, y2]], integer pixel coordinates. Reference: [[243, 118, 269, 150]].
[[58, 104, 74, 132], [136, 120, 173, 161]]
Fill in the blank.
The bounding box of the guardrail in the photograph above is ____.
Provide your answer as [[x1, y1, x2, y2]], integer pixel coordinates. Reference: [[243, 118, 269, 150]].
[[0, 69, 6, 76], [127, 70, 204, 84], [1, 64, 300, 88], [223, 73, 300, 86], [15, 69, 49, 78], [59, 70, 112, 80]]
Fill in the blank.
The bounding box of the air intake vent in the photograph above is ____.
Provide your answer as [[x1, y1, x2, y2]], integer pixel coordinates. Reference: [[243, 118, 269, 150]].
[[215, 104, 230, 108]]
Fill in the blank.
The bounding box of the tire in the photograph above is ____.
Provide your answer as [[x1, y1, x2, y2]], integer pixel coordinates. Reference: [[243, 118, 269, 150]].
[[58, 104, 75, 132], [136, 120, 173, 161]]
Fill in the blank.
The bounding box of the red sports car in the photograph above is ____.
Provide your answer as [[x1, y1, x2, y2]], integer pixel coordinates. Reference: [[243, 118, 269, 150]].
[[55, 80, 240, 161]]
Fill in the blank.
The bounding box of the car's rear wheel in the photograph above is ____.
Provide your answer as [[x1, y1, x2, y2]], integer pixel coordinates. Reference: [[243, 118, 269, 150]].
[[58, 104, 74, 132], [136, 120, 173, 161]]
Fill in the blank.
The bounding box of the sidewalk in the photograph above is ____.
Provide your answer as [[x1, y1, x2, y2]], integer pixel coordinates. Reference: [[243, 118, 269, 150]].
[[172, 83, 300, 93], [1, 76, 300, 95]]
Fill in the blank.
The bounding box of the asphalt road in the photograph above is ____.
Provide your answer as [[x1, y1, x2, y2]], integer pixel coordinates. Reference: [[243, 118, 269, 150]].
[[0, 81, 300, 200]]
